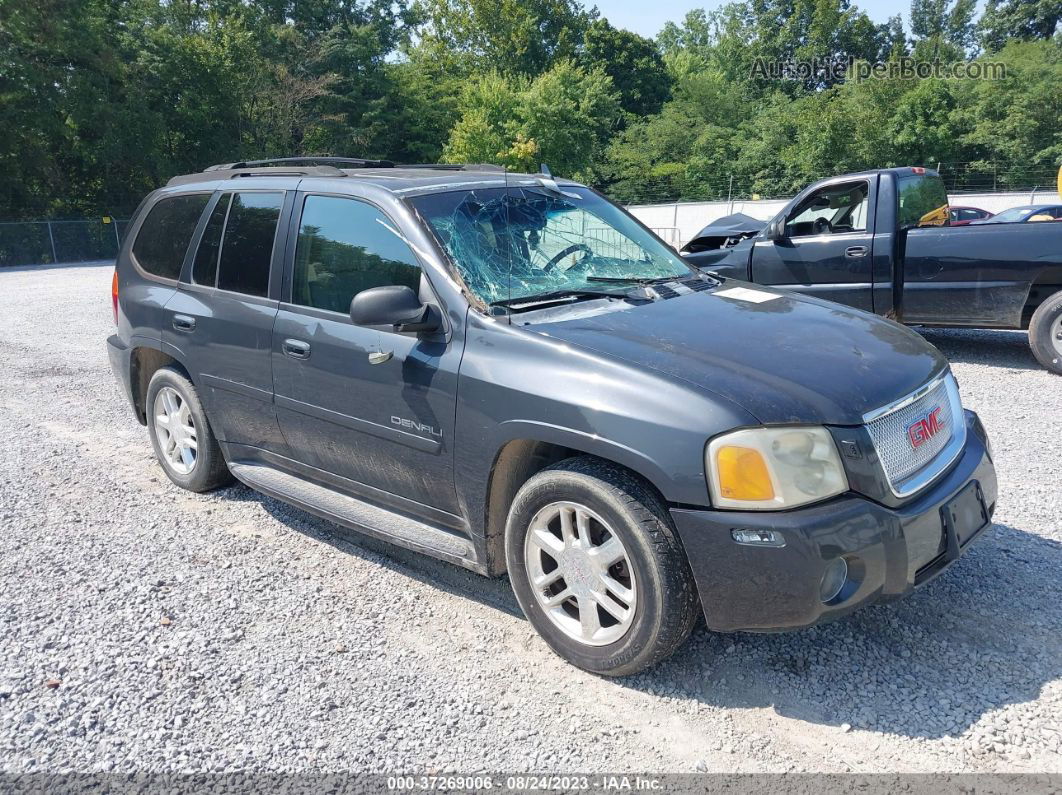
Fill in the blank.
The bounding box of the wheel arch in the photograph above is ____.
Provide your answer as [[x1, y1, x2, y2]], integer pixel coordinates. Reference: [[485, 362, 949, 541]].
[[130, 345, 193, 424], [481, 434, 675, 577], [1021, 267, 1062, 328]]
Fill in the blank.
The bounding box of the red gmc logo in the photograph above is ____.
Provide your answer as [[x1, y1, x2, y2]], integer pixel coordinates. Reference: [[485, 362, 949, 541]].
[[907, 406, 945, 448]]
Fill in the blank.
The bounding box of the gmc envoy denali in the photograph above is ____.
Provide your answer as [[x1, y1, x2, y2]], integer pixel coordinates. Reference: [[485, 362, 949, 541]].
[[107, 157, 997, 675]]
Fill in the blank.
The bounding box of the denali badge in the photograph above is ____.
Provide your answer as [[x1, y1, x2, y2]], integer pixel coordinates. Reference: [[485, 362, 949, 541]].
[[907, 406, 945, 448], [391, 416, 443, 438]]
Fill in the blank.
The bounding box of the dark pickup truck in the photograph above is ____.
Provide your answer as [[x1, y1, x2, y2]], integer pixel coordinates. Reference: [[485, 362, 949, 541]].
[[684, 168, 1062, 374]]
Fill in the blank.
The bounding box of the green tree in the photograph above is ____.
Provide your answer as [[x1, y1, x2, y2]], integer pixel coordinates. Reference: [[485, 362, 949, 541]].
[[443, 72, 527, 167], [414, 0, 595, 76], [910, 0, 979, 54], [443, 61, 619, 176], [954, 38, 1062, 186], [658, 0, 894, 94], [979, 0, 1062, 51], [581, 19, 671, 118]]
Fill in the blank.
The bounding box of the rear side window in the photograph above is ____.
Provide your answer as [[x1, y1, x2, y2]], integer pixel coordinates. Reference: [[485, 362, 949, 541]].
[[132, 194, 210, 280], [192, 195, 229, 286], [292, 195, 421, 314], [216, 192, 283, 297]]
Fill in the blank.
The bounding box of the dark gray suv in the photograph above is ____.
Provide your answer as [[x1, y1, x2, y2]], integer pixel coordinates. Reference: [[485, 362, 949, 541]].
[[107, 157, 997, 675]]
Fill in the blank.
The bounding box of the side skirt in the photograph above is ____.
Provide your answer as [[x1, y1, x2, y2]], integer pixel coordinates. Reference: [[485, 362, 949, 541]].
[[228, 460, 486, 575]]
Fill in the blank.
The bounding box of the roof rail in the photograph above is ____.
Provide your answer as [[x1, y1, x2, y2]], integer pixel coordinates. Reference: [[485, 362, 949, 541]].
[[167, 165, 352, 187], [204, 156, 395, 171], [401, 163, 506, 172]]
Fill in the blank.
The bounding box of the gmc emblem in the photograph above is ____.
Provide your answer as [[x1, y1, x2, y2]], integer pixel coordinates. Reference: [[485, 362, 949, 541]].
[[907, 406, 945, 448]]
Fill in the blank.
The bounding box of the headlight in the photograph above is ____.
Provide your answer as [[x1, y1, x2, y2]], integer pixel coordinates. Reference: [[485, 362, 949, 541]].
[[706, 426, 849, 510]]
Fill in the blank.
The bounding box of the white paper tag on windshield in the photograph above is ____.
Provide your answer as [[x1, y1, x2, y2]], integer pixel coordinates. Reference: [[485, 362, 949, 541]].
[[714, 286, 781, 304]]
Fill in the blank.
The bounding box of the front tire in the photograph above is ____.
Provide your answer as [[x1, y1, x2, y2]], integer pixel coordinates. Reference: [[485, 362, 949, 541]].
[[146, 367, 233, 492], [505, 457, 699, 676], [1029, 289, 1062, 375]]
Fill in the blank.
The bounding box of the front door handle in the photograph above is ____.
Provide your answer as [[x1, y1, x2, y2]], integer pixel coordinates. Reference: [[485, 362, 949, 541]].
[[368, 350, 393, 365], [845, 246, 869, 258], [282, 339, 311, 359], [172, 314, 196, 332]]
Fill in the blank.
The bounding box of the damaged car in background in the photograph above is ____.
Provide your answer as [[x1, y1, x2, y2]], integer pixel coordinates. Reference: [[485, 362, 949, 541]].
[[679, 212, 764, 267], [109, 157, 997, 675], [685, 167, 1062, 374]]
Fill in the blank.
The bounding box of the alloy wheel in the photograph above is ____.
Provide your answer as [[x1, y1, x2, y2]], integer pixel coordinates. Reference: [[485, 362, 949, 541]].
[[153, 386, 198, 475], [523, 501, 637, 646]]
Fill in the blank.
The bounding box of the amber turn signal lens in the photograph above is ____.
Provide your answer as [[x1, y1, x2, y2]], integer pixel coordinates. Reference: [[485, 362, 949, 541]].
[[715, 445, 775, 501]]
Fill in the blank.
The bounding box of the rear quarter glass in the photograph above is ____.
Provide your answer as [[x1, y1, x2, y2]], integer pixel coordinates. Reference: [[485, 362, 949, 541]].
[[131, 194, 211, 280]]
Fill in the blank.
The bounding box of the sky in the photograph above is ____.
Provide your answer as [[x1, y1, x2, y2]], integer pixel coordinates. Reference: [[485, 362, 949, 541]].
[[592, 0, 950, 38]]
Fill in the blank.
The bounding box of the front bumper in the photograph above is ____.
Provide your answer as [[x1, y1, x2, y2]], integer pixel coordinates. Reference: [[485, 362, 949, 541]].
[[671, 410, 996, 632]]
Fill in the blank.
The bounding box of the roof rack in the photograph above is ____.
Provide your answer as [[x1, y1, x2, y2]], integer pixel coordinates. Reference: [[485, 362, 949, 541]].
[[204, 156, 395, 171], [166, 157, 515, 187], [401, 163, 506, 173], [166, 165, 349, 187]]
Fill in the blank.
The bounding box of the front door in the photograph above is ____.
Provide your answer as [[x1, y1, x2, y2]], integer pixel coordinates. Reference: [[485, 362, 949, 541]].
[[751, 178, 875, 312], [271, 193, 462, 515]]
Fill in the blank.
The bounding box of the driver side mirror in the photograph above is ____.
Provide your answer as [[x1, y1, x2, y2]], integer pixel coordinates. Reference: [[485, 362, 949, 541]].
[[766, 218, 787, 242], [350, 285, 440, 334]]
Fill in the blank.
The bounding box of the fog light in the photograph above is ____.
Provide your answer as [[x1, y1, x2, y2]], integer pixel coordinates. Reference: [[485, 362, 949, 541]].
[[731, 528, 785, 547], [819, 557, 848, 603]]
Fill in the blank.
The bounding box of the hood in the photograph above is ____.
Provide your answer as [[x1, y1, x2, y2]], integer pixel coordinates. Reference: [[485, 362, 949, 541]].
[[688, 213, 764, 241], [681, 213, 764, 253], [531, 283, 947, 426]]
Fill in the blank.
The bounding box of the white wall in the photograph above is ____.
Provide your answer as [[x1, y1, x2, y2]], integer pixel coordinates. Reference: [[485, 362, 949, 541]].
[[628, 189, 1060, 248]]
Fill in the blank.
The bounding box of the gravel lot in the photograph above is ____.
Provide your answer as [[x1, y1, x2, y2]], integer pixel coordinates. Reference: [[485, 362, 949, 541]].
[[0, 262, 1060, 775]]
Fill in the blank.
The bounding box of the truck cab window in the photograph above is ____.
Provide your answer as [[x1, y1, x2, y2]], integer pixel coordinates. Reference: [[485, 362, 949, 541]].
[[897, 174, 949, 228], [785, 181, 869, 238]]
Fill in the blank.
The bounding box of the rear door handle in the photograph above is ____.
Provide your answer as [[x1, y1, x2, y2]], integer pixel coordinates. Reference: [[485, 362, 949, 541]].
[[282, 339, 311, 359], [172, 314, 196, 332], [845, 246, 869, 258]]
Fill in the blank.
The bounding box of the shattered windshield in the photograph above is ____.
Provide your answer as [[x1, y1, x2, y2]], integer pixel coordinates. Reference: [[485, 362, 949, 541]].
[[408, 186, 693, 305]]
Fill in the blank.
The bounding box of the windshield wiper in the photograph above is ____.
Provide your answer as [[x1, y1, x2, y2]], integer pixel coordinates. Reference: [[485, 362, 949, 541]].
[[587, 272, 721, 286], [586, 274, 688, 285], [489, 289, 628, 310]]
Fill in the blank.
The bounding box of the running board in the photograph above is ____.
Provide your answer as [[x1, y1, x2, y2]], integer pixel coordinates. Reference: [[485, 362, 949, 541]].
[[229, 462, 482, 572]]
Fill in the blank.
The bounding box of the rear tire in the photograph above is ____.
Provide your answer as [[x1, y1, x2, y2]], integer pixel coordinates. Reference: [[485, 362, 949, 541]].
[[1028, 289, 1062, 375], [146, 367, 233, 492], [505, 457, 700, 676]]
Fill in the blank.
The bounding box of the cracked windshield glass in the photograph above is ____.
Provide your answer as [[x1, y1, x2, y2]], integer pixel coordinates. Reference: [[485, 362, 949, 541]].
[[409, 186, 693, 306]]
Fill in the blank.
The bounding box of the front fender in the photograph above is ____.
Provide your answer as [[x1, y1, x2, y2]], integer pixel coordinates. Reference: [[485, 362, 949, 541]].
[[453, 313, 759, 541], [493, 419, 675, 500]]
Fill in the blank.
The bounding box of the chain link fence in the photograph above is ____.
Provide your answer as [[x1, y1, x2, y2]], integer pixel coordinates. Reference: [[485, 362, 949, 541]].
[[0, 219, 130, 267]]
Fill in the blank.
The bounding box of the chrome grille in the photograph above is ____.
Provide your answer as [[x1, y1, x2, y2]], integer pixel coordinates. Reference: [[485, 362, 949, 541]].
[[865, 375, 963, 495]]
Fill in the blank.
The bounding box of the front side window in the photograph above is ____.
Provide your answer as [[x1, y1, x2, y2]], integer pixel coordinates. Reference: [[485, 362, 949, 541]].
[[216, 192, 283, 297], [292, 195, 422, 314], [408, 186, 692, 305], [897, 175, 949, 228], [132, 194, 210, 280], [786, 181, 869, 238]]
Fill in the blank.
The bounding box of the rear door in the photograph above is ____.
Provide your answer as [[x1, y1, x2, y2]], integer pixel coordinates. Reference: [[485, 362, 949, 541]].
[[271, 192, 462, 515], [750, 178, 876, 311], [163, 186, 293, 453]]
